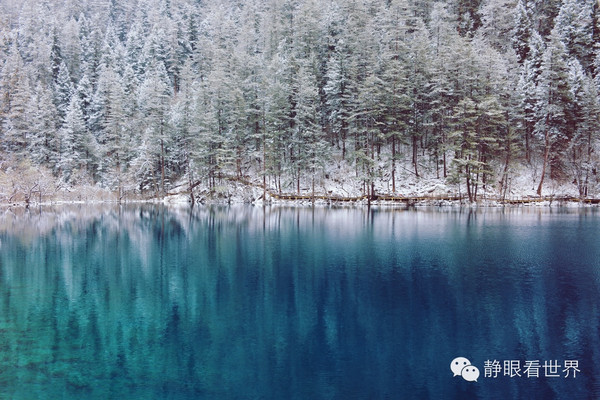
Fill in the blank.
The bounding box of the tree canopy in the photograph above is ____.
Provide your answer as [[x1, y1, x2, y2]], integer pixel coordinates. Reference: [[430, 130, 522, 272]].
[[0, 0, 599, 200]]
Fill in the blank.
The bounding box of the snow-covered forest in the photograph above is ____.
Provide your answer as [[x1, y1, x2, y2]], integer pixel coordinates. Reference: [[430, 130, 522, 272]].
[[0, 0, 599, 203]]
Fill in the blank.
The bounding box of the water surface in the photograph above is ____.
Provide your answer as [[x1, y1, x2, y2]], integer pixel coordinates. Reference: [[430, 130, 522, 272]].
[[0, 205, 598, 399]]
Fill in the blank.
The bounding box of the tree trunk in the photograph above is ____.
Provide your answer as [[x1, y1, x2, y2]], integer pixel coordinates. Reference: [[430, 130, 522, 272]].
[[500, 144, 511, 201], [412, 134, 419, 178], [474, 171, 479, 202], [160, 138, 165, 198], [537, 127, 550, 196], [584, 130, 592, 198], [188, 168, 195, 207], [391, 135, 396, 193], [525, 126, 530, 164], [185, 147, 195, 206], [371, 181, 375, 201], [443, 136, 447, 178], [465, 164, 473, 202], [262, 135, 266, 200]]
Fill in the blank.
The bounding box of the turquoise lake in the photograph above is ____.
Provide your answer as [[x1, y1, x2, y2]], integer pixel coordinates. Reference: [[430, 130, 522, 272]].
[[0, 205, 598, 399]]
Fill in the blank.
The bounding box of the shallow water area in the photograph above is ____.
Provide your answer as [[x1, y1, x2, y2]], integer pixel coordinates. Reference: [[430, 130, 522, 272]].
[[0, 205, 598, 399]]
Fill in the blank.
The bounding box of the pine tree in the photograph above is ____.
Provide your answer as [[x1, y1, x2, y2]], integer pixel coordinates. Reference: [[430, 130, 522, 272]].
[[516, 60, 537, 163], [529, 0, 562, 37], [50, 27, 63, 81], [0, 44, 31, 154], [449, 97, 480, 202], [59, 93, 94, 183], [54, 61, 74, 122], [528, 30, 545, 79], [234, 4, 266, 180], [135, 62, 173, 195], [499, 80, 523, 200], [90, 65, 128, 189], [566, 59, 600, 196], [125, 21, 147, 78], [512, 0, 532, 63], [534, 27, 572, 195], [61, 17, 82, 80], [262, 50, 292, 194], [480, 0, 518, 53], [405, 19, 432, 178], [78, 13, 97, 79], [375, 0, 412, 191], [429, 3, 463, 179], [76, 73, 94, 130], [168, 59, 200, 202], [555, 0, 595, 73], [27, 83, 60, 169], [454, 0, 483, 35], [323, 43, 354, 161], [449, 94, 504, 203], [292, 58, 328, 197]]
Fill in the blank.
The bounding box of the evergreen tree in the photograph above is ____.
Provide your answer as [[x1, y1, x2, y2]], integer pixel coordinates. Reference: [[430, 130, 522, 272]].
[[449, 95, 504, 202], [529, 0, 561, 37], [555, 0, 595, 73], [76, 73, 94, 130], [78, 13, 97, 79], [449, 97, 480, 202], [91, 65, 128, 190], [0, 44, 31, 154], [512, 0, 532, 63], [480, 0, 518, 53], [134, 62, 173, 195], [54, 61, 74, 122], [50, 27, 63, 81], [405, 19, 432, 178], [534, 27, 572, 195], [59, 93, 94, 183], [323, 42, 354, 161], [429, 3, 462, 179], [291, 58, 328, 196], [516, 60, 537, 163], [566, 59, 600, 196], [169, 64, 199, 202], [455, 0, 483, 35], [27, 83, 60, 169], [262, 50, 293, 193]]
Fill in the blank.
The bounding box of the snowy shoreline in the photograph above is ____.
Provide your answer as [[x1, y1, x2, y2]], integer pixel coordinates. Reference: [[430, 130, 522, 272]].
[[2, 162, 598, 209], [2, 194, 598, 210]]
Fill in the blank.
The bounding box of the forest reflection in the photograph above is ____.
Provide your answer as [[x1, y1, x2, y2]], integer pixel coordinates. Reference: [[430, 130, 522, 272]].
[[0, 205, 597, 399]]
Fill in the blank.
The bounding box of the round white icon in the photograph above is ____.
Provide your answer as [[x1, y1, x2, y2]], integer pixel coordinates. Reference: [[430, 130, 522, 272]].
[[461, 365, 480, 382], [451, 357, 479, 382], [450, 357, 471, 377]]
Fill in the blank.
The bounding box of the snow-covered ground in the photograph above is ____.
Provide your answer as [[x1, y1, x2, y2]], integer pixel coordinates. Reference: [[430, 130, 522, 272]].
[[1, 156, 595, 208], [163, 157, 595, 207]]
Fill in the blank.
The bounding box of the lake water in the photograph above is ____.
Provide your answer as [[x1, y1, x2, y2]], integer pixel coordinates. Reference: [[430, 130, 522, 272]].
[[0, 205, 598, 399]]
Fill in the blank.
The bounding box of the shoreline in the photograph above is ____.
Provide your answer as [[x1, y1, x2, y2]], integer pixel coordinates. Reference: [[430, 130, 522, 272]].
[[2, 194, 599, 210]]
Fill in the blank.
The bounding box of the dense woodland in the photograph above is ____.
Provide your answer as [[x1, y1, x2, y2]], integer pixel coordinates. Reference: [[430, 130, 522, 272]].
[[0, 0, 599, 202]]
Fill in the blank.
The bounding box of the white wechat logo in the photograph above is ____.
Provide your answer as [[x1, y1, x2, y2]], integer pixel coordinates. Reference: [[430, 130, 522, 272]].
[[451, 357, 480, 382]]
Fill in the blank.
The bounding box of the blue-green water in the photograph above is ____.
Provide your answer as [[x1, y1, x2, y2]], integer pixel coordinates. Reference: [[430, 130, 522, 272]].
[[0, 205, 598, 399]]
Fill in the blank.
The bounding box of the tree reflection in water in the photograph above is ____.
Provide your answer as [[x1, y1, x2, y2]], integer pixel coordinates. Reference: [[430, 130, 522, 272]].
[[0, 205, 597, 399]]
